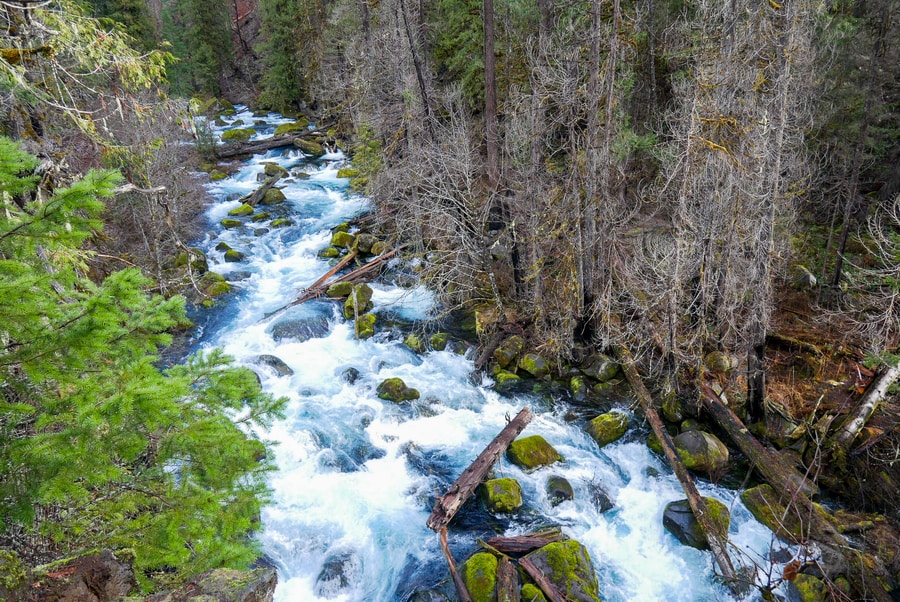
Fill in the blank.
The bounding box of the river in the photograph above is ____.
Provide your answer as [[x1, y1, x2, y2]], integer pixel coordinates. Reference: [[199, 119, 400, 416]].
[[192, 108, 786, 601]]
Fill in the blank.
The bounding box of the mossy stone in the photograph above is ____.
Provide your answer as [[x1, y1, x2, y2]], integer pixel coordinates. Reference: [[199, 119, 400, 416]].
[[175, 248, 208, 273], [493, 335, 525, 369], [355, 313, 377, 339], [481, 477, 523, 513], [494, 369, 521, 391], [522, 540, 601, 602], [370, 240, 389, 255], [261, 188, 286, 204], [294, 138, 326, 157], [586, 411, 629, 447], [570, 375, 588, 402], [326, 281, 354, 297], [274, 119, 310, 135], [209, 169, 227, 181], [200, 272, 231, 297], [337, 167, 360, 178], [263, 163, 289, 178], [463, 553, 498, 602], [663, 497, 730, 550], [430, 332, 449, 351], [333, 222, 351, 233], [215, 242, 231, 251], [228, 203, 254, 216], [581, 353, 620, 382], [405, 334, 426, 353], [519, 352, 550, 378], [331, 230, 356, 249], [647, 432, 663, 454], [673, 430, 729, 473], [506, 435, 563, 471], [354, 233, 378, 254], [741, 484, 810, 540], [224, 249, 246, 262], [376, 377, 419, 402], [520, 584, 547, 602], [251, 211, 271, 222], [221, 127, 255, 140], [788, 573, 829, 602], [270, 218, 293, 228], [704, 351, 732, 374], [343, 283, 373, 319], [220, 218, 242, 229], [318, 246, 341, 258]]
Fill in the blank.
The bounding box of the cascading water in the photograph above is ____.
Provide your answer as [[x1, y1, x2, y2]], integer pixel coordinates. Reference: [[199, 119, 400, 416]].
[[191, 109, 792, 602]]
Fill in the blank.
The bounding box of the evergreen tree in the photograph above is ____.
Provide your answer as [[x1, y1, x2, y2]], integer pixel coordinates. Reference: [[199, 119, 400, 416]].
[[162, 0, 234, 96], [85, 0, 159, 51], [0, 137, 285, 585]]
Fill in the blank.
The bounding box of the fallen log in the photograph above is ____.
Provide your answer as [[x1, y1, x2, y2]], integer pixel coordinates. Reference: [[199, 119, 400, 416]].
[[216, 131, 327, 159], [426, 407, 532, 531], [439, 527, 472, 602], [519, 557, 566, 602], [237, 175, 283, 207], [830, 359, 900, 451], [496, 556, 520, 602], [484, 528, 564, 556], [616, 347, 739, 590]]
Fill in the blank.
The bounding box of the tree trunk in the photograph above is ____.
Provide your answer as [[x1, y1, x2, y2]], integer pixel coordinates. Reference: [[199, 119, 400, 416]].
[[484, 528, 564, 556], [519, 557, 566, 602], [496, 556, 519, 602], [831, 359, 900, 450], [439, 527, 472, 602], [483, 0, 500, 192]]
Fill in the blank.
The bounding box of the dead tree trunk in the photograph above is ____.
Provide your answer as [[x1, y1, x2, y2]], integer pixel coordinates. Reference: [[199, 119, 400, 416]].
[[831, 359, 900, 450], [426, 407, 532, 531], [496, 556, 519, 602], [484, 528, 563, 556], [616, 347, 739, 590], [440, 527, 472, 602], [519, 557, 566, 602], [238, 176, 283, 207]]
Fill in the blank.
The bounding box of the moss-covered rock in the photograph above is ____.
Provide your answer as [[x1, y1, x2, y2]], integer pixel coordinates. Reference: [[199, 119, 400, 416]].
[[647, 432, 663, 455], [519, 352, 550, 378], [261, 187, 286, 204], [228, 203, 254, 216], [740, 483, 823, 541], [326, 281, 354, 297], [673, 430, 729, 473], [274, 118, 310, 136], [220, 218, 243, 229], [493, 335, 525, 369], [174, 248, 208, 273], [581, 353, 620, 382], [337, 167, 360, 178], [376, 377, 419, 402], [221, 127, 255, 141], [215, 242, 232, 251], [520, 583, 547, 602], [295, 138, 326, 157], [788, 573, 829, 602], [586, 411, 629, 447], [263, 163, 289, 178], [662, 497, 730, 550], [463, 553, 498, 602], [481, 477, 523, 513], [370, 240, 389, 255], [430, 332, 449, 351], [331, 230, 356, 249], [570, 375, 588, 402], [224, 249, 246, 262], [704, 350, 731, 374], [251, 211, 271, 222], [333, 222, 351, 233], [354, 232, 378, 254], [209, 169, 227, 181], [494, 370, 521, 391], [343, 283, 373, 319], [318, 246, 341, 258], [522, 540, 601, 602], [355, 313, 377, 339], [405, 333, 426, 353], [270, 218, 293, 228], [506, 435, 563, 471], [200, 271, 231, 297]]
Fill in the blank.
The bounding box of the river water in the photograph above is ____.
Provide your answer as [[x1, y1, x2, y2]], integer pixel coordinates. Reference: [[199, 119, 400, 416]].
[[192, 109, 787, 602]]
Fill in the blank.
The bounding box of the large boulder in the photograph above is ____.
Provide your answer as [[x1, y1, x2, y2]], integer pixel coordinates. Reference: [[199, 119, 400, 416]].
[[273, 118, 310, 136], [326, 281, 354, 298], [740, 483, 828, 541], [221, 127, 255, 141], [314, 549, 360, 599], [263, 163, 288, 178], [269, 315, 330, 343], [149, 567, 277, 602], [518, 352, 550, 378], [481, 477, 523, 513], [462, 553, 498, 602], [343, 284, 374, 319], [586, 411, 629, 447], [522, 540, 601, 602], [546, 475, 575, 506], [376, 377, 420, 402], [506, 435, 563, 471], [228, 203, 254, 216], [673, 430, 729, 473], [331, 231, 356, 249], [28, 550, 136, 602], [260, 188, 286, 205], [199, 271, 231, 297], [663, 497, 730, 550], [493, 335, 525, 369], [254, 354, 294, 377], [581, 353, 620, 382], [354, 233, 379, 255], [294, 138, 326, 157], [787, 573, 829, 602]]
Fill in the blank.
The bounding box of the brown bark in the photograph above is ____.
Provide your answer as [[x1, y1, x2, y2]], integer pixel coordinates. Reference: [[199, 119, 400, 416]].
[[426, 407, 532, 531], [483, 0, 499, 191], [439, 527, 472, 602], [518, 557, 566, 602], [237, 176, 283, 207], [496, 556, 519, 602], [484, 528, 564, 556], [216, 129, 329, 159]]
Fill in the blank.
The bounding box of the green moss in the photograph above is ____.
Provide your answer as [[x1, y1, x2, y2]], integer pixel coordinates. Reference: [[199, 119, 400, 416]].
[[790, 573, 829, 602], [209, 169, 227, 180], [220, 218, 243, 229], [741, 484, 807, 540], [294, 138, 326, 157], [506, 435, 563, 470], [263, 163, 288, 178], [261, 188, 286, 204], [523, 540, 600, 602], [326, 282, 354, 297], [318, 246, 341, 258], [647, 432, 663, 454], [570, 375, 588, 401], [355, 313, 377, 339], [224, 249, 246, 262], [520, 583, 547, 602], [494, 370, 521, 390], [337, 167, 360, 178], [376, 377, 419, 402], [215, 242, 231, 251], [221, 127, 255, 141], [251, 211, 271, 222], [354, 233, 378, 255], [270, 218, 293, 228], [493, 335, 524, 369], [704, 351, 731, 374], [463, 553, 498, 602], [274, 119, 310, 136], [481, 478, 523, 513], [518, 352, 550, 378], [199, 272, 231, 297], [673, 430, 729, 473], [333, 222, 351, 233], [370, 240, 388, 256], [430, 332, 449, 351], [0, 550, 26, 591], [228, 203, 254, 216], [343, 284, 373, 319], [331, 231, 356, 249], [586, 411, 629, 447], [405, 334, 426, 353]]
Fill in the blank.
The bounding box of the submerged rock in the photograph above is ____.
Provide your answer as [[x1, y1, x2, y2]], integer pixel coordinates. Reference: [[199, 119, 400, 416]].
[[481, 477, 523, 513], [522, 540, 601, 602], [673, 430, 729, 473], [663, 497, 730, 550], [586, 411, 629, 447], [547, 475, 575, 506], [254, 354, 294, 377], [377, 377, 419, 402], [314, 549, 361, 598], [269, 315, 330, 343], [462, 553, 498, 602], [506, 435, 563, 471]]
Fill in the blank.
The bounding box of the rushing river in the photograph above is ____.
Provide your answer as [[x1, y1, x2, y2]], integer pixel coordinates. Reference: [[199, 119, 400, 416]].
[[192, 108, 788, 602]]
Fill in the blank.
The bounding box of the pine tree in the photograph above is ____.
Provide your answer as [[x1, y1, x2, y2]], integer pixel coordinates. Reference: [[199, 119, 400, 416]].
[[162, 0, 234, 96], [256, 0, 321, 112]]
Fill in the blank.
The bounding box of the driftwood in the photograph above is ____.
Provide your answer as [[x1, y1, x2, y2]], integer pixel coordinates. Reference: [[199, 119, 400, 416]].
[[216, 131, 327, 159], [427, 407, 532, 531], [484, 528, 564, 556], [616, 347, 739, 590], [830, 359, 900, 450], [239, 176, 282, 207], [519, 557, 566, 602], [439, 527, 472, 602], [496, 556, 520, 602]]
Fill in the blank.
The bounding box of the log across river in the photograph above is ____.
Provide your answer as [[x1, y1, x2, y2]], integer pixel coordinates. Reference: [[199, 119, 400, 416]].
[[189, 107, 795, 601]]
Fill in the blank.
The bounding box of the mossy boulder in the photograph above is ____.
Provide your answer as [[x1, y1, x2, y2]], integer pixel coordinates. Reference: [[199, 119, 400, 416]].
[[270, 218, 293, 228], [333, 222, 351, 233], [215, 242, 231, 251], [788, 573, 829, 602], [318, 246, 341, 258], [581, 353, 620, 382], [547, 475, 575, 506], [494, 370, 521, 391], [295, 138, 326, 157], [463, 553, 498, 602], [518, 352, 550, 378], [740, 483, 826, 541], [647, 432, 663, 454], [704, 351, 731, 374], [355, 313, 377, 339], [209, 169, 227, 181], [481, 477, 523, 513], [343, 283, 373, 319], [354, 232, 378, 254], [405, 333, 426, 353], [326, 281, 354, 297], [220, 218, 243, 229], [337, 167, 360, 178], [224, 249, 246, 262], [251, 211, 271, 222], [174, 248, 208, 273], [522, 540, 601, 602], [331, 230, 356, 249], [377, 377, 419, 402], [663, 497, 730, 550], [370, 240, 389, 255], [430, 332, 449, 351], [520, 584, 547, 602], [274, 118, 310, 135], [261, 187, 286, 204], [586, 411, 629, 447], [570, 375, 588, 402], [673, 430, 729, 473], [263, 163, 289, 178], [200, 272, 231, 296], [506, 435, 563, 471], [493, 335, 525, 369], [228, 203, 254, 216], [221, 127, 255, 141]]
